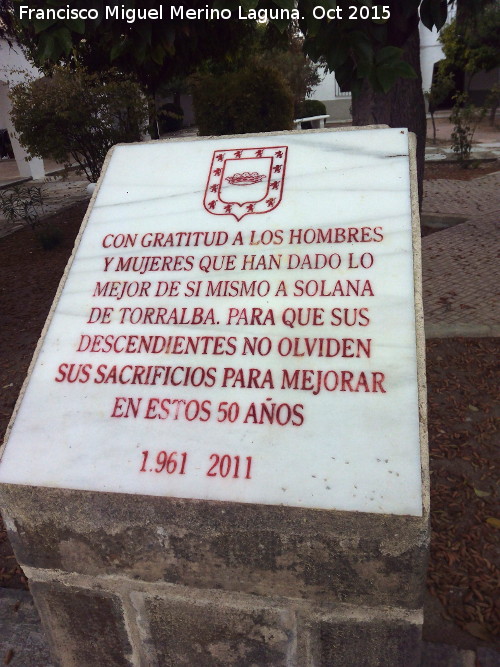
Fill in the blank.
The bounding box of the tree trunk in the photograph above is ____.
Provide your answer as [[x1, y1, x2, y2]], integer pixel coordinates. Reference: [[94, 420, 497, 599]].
[[351, 7, 426, 206]]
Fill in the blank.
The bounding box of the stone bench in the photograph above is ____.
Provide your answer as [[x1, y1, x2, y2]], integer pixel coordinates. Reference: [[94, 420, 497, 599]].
[[293, 114, 330, 129]]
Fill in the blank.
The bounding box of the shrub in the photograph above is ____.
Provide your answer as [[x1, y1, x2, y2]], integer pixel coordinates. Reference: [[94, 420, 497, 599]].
[[450, 93, 485, 164], [295, 99, 327, 118], [192, 65, 294, 136], [0, 184, 45, 230], [9, 68, 148, 182], [252, 42, 323, 113], [0, 184, 61, 248], [158, 102, 184, 133]]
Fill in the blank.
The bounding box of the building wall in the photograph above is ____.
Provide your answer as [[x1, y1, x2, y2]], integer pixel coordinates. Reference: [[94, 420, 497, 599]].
[[0, 39, 45, 179], [419, 23, 445, 94]]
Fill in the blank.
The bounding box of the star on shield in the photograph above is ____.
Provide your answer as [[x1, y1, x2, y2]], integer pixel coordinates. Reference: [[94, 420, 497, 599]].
[[203, 146, 288, 221]]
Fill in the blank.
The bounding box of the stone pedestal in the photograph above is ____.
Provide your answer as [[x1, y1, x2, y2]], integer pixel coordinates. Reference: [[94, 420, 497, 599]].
[[0, 127, 428, 665], [1, 487, 428, 666]]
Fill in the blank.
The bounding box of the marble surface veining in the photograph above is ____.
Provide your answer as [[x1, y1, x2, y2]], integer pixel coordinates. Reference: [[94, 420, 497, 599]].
[[0, 128, 423, 516]]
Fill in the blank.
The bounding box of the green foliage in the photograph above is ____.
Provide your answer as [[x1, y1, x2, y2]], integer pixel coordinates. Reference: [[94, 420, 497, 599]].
[[0, 184, 45, 230], [439, 21, 466, 72], [450, 93, 486, 163], [158, 102, 184, 134], [0, 184, 61, 248], [2, 0, 254, 95], [296, 99, 327, 118], [427, 67, 455, 112], [250, 31, 323, 112], [1, 0, 451, 100], [419, 0, 448, 33], [472, 3, 500, 72], [9, 68, 148, 182], [440, 4, 500, 88], [157, 75, 190, 102], [425, 67, 455, 141], [296, 1, 438, 97], [191, 65, 294, 136]]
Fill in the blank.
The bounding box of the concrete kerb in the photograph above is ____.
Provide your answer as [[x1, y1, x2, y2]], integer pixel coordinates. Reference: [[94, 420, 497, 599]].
[[0, 177, 31, 189], [424, 146, 500, 162], [425, 323, 500, 338]]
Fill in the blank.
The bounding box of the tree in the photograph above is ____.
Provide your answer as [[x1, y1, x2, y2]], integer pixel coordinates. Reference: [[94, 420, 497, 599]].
[[440, 2, 500, 91], [9, 67, 147, 181], [250, 31, 324, 115], [0, 0, 255, 136], [1, 0, 452, 199], [293, 0, 450, 202]]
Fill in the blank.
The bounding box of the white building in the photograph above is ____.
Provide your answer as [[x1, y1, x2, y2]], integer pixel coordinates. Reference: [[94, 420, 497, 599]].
[[0, 38, 45, 179]]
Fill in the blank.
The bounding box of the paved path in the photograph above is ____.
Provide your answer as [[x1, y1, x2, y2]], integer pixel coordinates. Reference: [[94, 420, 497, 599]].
[[423, 171, 499, 223], [422, 172, 500, 337], [0, 589, 54, 666]]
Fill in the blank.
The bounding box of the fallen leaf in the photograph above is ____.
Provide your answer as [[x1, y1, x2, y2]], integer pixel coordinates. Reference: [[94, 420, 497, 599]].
[[464, 622, 493, 641], [473, 488, 490, 498], [468, 404, 479, 412], [485, 517, 500, 528], [3, 648, 14, 665]]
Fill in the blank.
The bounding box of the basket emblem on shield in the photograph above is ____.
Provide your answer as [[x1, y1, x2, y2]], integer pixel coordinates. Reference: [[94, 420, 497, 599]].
[[203, 146, 288, 221]]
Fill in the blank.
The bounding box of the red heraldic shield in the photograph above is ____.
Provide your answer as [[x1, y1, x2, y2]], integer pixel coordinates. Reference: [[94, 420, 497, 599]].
[[203, 146, 288, 221]]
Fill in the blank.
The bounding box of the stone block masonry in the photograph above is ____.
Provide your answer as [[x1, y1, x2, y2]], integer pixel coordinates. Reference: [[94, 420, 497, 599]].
[[1, 486, 427, 666]]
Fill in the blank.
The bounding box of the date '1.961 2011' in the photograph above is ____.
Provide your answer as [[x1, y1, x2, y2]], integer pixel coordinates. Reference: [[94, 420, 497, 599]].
[[139, 451, 252, 479]]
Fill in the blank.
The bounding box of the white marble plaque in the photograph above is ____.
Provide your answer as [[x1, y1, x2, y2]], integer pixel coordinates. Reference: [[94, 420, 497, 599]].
[[0, 128, 424, 515]]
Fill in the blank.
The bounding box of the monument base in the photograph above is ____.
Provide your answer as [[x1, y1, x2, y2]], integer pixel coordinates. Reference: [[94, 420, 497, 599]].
[[1, 485, 428, 666], [0, 126, 428, 665]]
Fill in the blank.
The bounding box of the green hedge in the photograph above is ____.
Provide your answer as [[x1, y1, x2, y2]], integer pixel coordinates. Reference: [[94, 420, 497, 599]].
[[192, 66, 294, 136], [295, 99, 327, 118]]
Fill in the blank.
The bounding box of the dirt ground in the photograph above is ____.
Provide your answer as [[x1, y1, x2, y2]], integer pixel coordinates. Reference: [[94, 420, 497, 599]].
[[0, 163, 498, 650], [424, 161, 500, 181]]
